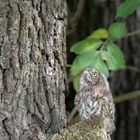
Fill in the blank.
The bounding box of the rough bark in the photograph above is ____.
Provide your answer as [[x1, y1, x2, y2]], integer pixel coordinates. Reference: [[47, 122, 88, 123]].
[[0, 0, 67, 139]]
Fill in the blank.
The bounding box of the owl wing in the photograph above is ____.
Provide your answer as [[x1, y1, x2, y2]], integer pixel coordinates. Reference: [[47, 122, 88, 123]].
[[106, 92, 115, 121], [90, 89, 115, 120], [102, 91, 116, 133], [97, 90, 116, 134]]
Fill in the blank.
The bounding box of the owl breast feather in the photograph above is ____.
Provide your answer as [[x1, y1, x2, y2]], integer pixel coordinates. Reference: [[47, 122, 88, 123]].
[[79, 98, 102, 120]]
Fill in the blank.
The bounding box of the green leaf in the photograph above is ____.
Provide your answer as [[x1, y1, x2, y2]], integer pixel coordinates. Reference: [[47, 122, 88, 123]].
[[100, 50, 119, 70], [107, 42, 125, 69], [70, 50, 99, 91], [89, 28, 109, 39], [91, 56, 109, 78], [109, 22, 127, 39], [70, 38, 102, 54], [73, 76, 80, 91], [116, 0, 140, 18], [70, 50, 99, 76], [71, 54, 109, 90]]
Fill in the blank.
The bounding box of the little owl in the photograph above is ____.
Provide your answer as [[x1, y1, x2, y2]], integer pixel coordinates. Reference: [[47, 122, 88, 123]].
[[74, 67, 115, 137]]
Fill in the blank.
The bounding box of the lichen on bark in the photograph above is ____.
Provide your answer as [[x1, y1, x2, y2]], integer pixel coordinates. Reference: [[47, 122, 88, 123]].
[[48, 117, 109, 140]]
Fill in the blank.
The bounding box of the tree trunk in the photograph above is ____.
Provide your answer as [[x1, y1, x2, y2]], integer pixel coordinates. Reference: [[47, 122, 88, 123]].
[[0, 0, 67, 139]]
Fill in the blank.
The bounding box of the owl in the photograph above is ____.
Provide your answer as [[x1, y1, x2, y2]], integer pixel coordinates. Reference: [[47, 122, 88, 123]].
[[74, 67, 115, 136]]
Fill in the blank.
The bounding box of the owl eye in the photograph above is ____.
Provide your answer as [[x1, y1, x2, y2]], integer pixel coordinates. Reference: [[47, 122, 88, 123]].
[[92, 72, 97, 77]]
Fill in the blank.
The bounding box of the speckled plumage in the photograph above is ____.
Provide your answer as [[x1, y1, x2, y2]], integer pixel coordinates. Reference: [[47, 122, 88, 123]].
[[74, 68, 115, 136]]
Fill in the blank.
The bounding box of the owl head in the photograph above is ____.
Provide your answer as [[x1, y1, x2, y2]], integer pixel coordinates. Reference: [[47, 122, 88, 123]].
[[80, 67, 109, 89], [81, 67, 100, 85]]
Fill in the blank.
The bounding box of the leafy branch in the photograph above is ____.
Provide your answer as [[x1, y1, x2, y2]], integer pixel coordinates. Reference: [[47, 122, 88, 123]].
[[69, 0, 140, 91]]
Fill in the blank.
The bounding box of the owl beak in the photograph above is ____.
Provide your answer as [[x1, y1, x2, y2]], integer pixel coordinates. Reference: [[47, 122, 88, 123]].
[[86, 76, 92, 83]]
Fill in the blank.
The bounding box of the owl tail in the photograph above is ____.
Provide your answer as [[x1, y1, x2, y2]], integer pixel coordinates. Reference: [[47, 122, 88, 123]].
[[107, 134, 111, 140]]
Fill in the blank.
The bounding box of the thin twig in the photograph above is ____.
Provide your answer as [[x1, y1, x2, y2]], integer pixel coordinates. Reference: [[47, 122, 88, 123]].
[[70, 0, 85, 24], [67, 0, 85, 36], [125, 65, 140, 73], [66, 64, 72, 68], [126, 29, 140, 38], [68, 106, 78, 124], [114, 90, 140, 103]]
